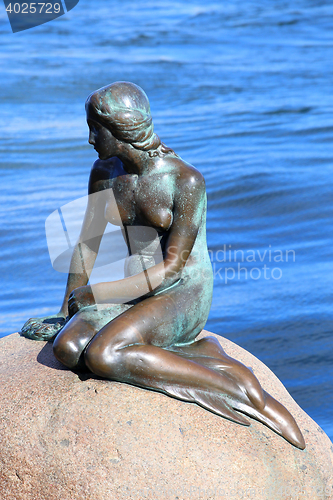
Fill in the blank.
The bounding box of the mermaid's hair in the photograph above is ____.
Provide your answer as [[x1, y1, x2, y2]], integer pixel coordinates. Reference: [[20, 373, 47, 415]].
[[86, 82, 176, 158]]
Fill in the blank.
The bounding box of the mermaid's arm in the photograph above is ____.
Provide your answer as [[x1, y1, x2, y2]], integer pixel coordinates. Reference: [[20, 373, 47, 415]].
[[59, 164, 108, 316], [21, 161, 108, 339], [69, 171, 206, 309]]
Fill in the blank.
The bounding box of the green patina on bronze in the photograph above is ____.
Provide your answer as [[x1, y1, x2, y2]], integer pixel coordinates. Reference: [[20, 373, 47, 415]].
[[22, 82, 305, 450]]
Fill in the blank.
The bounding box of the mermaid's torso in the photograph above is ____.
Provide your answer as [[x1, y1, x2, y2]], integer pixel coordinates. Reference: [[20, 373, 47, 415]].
[[97, 156, 213, 300]]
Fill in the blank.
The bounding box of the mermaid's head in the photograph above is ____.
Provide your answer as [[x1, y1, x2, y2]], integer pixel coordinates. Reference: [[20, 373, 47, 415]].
[[85, 82, 161, 152]]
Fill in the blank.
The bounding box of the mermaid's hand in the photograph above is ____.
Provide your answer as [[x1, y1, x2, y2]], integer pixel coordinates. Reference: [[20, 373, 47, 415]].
[[68, 285, 95, 318], [21, 313, 67, 341]]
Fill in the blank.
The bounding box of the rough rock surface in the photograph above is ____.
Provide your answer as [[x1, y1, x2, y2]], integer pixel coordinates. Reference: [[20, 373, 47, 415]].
[[0, 331, 332, 500]]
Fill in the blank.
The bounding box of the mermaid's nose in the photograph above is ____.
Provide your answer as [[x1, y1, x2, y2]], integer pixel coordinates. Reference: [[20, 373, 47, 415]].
[[89, 130, 95, 145]]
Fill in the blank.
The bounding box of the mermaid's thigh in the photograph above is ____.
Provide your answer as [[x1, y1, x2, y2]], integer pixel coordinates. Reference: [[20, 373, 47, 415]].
[[153, 278, 211, 346], [87, 282, 210, 354]]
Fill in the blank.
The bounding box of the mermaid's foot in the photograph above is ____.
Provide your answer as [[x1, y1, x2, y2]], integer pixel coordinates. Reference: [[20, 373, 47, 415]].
[[168, 339, 305, 449], [170, 338, 265, 410], [231, 390, 305, 449], [197, 355, 266, 411]]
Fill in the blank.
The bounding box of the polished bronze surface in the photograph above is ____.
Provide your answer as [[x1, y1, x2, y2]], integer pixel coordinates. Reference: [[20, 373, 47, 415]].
[[22, 82, 305, 449]]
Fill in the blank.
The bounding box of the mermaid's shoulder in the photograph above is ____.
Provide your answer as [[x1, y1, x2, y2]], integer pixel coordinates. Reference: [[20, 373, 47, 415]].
[[88, 157, 121, 194]]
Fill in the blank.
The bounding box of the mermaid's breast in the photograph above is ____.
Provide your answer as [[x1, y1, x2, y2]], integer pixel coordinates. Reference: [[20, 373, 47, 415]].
[[104, 192, 134, 226]]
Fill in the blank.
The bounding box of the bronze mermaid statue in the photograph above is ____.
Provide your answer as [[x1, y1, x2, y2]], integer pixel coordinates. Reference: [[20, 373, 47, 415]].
[[21, 81, 305, 449]]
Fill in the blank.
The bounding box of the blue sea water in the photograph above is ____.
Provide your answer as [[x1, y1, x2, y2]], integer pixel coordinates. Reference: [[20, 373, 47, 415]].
[[0, 0, 332, 441]]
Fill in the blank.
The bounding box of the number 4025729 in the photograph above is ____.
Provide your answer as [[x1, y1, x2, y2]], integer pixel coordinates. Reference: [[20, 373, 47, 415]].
[[6, 3, 61, 14]]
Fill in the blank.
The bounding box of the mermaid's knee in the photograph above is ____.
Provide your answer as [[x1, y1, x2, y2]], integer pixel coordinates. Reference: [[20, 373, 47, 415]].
[[53, 335, 82, 369], [53, 310, 99, 369], [84, 340, 120, 378]]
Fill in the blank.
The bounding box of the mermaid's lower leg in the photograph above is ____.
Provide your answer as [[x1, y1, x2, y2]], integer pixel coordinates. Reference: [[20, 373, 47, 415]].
[[84, 323, 305, 449]]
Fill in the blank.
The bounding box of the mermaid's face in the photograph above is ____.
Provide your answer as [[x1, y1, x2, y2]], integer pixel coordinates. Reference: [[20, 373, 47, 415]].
[[86, 106, 119, 160]]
